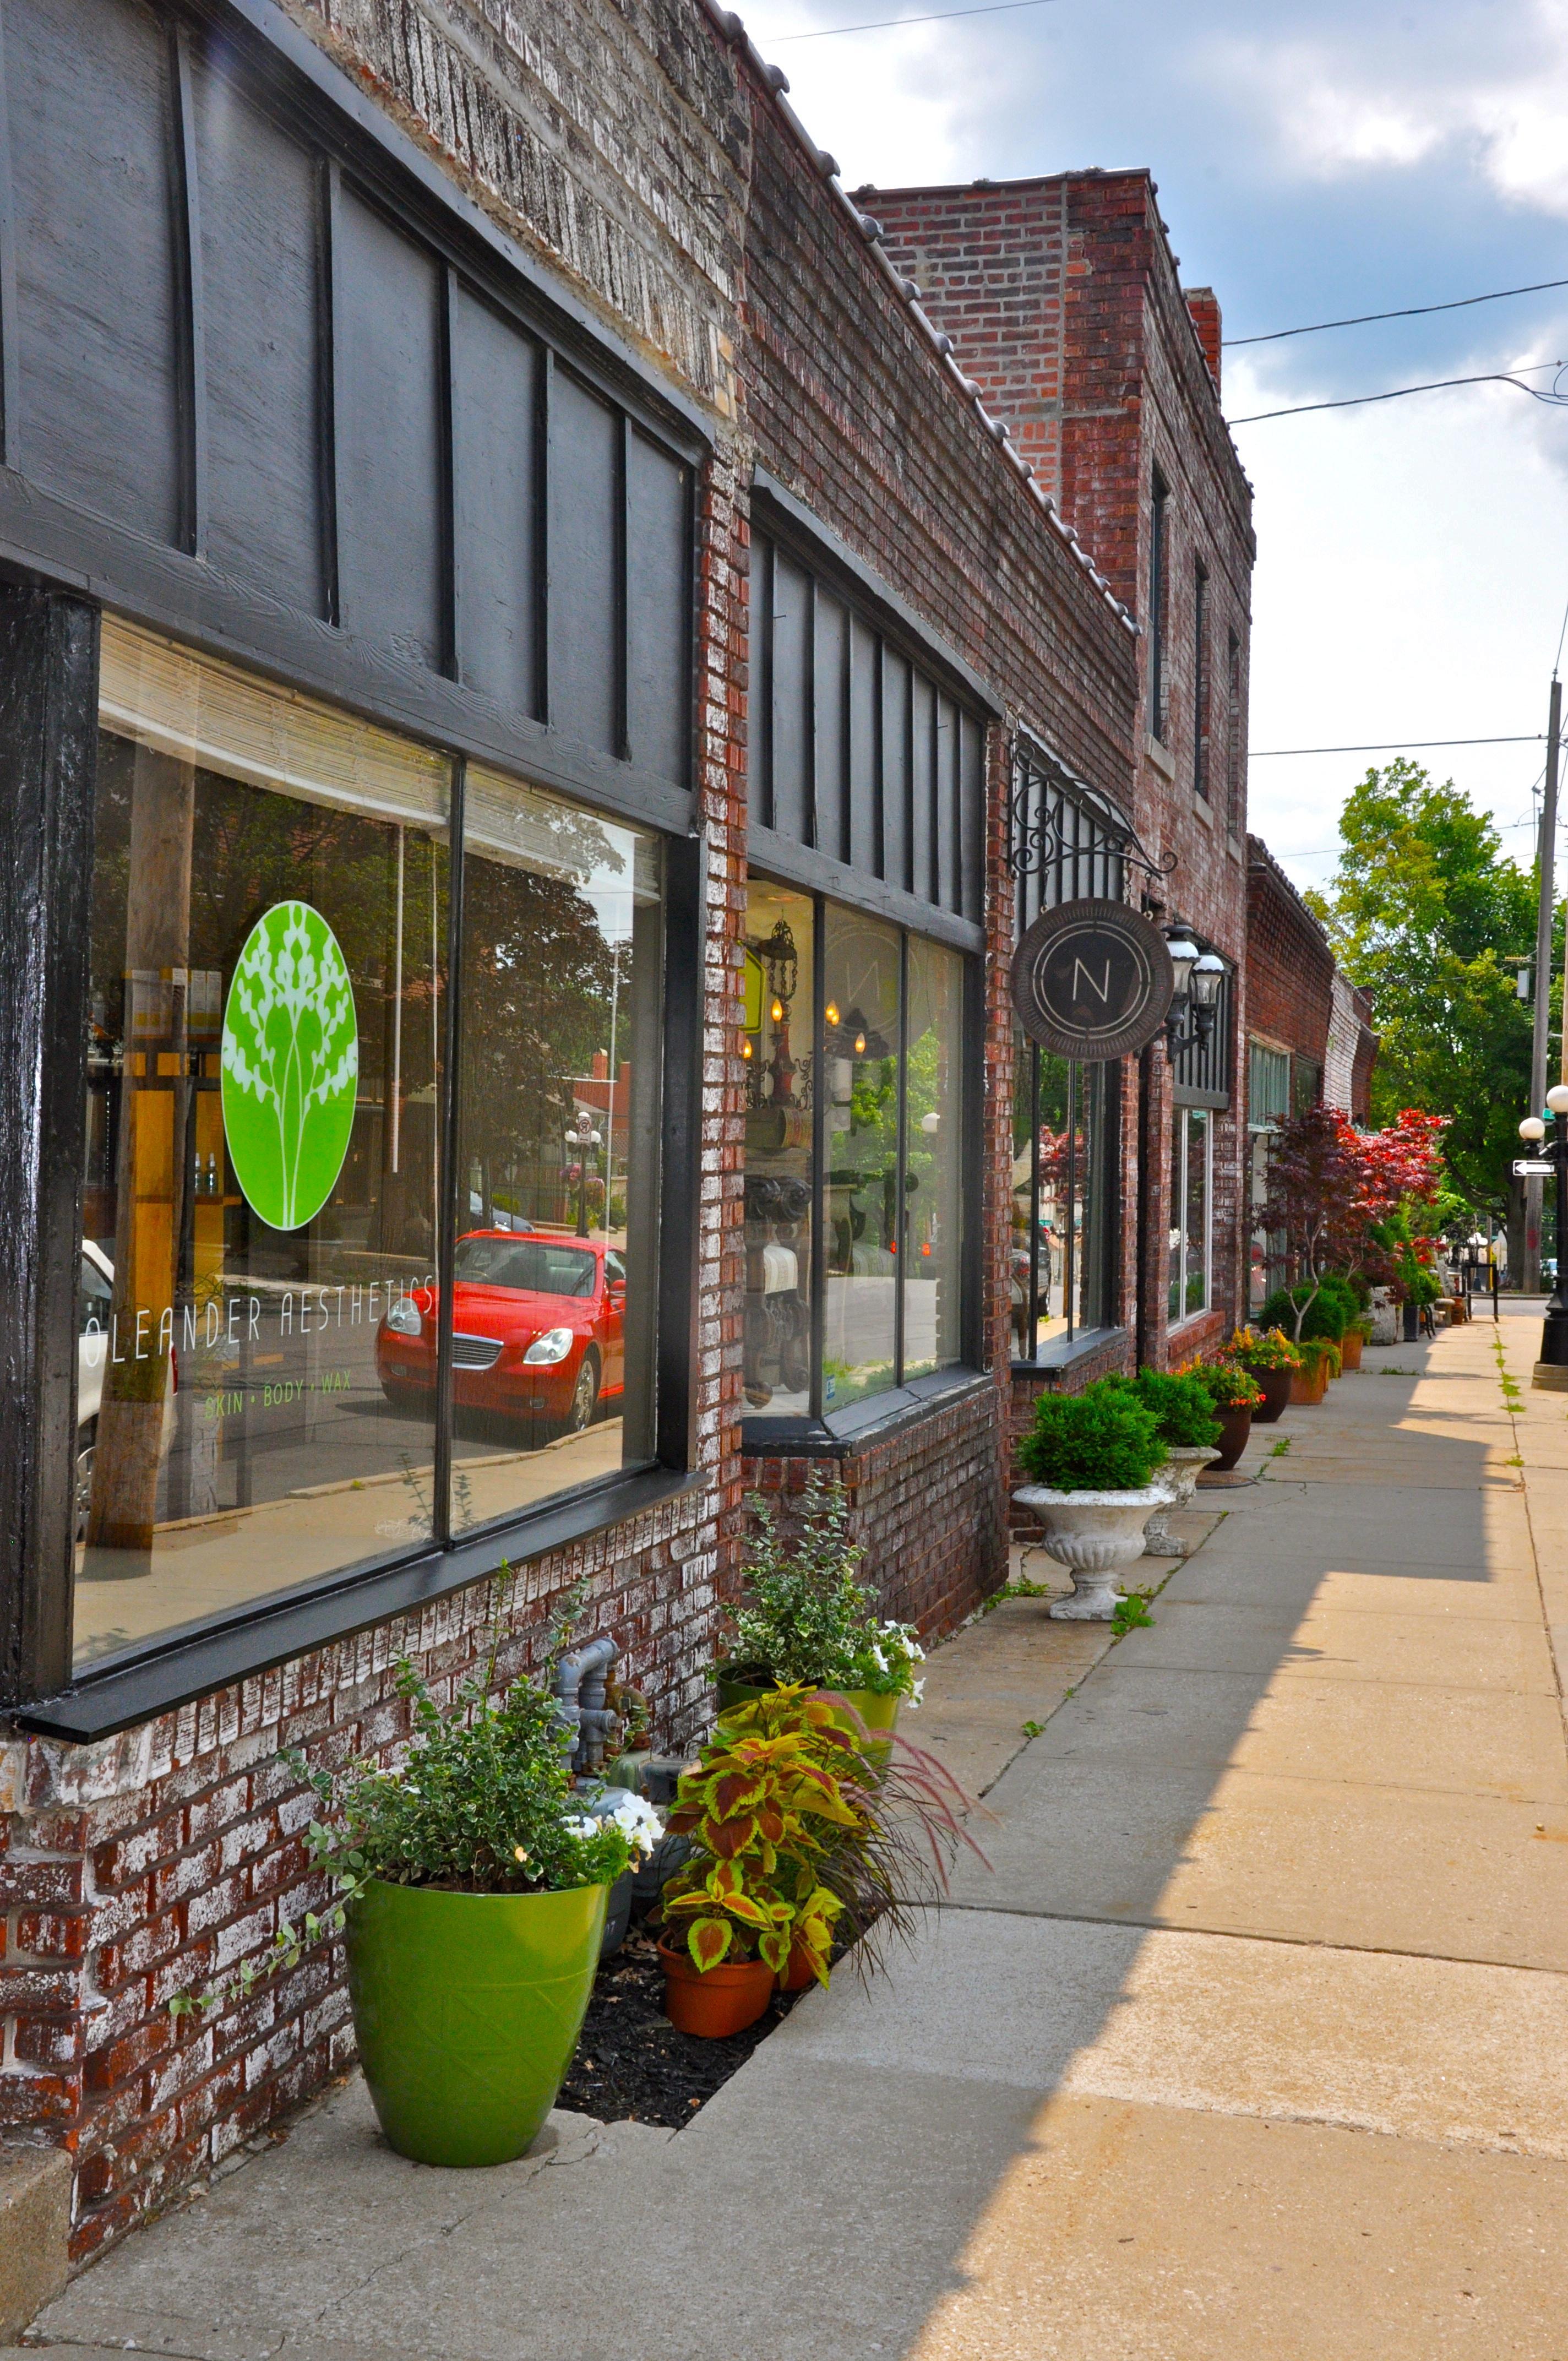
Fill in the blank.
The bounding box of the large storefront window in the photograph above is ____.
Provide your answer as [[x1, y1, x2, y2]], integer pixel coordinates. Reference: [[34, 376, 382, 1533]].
[[743, 878, 968, 1421], [1011, 1046, 1117, 1358], [448, 771, 661, 1533], [1248, 1041, 1290, 1311], [1168, 1105, 1212, 1324], [74, 622, 662, 1670]]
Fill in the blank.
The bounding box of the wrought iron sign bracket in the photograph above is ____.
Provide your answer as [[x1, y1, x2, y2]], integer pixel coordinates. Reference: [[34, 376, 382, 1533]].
[[1009, 737, 1178, 886]]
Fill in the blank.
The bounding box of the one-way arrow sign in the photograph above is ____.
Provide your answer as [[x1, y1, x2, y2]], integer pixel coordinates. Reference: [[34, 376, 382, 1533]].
[[1513, 1157, 1555, 1177]]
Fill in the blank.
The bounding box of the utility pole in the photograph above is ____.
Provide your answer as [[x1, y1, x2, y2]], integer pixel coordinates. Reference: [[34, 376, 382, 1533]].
[[1526, 674, 1562, 1291]]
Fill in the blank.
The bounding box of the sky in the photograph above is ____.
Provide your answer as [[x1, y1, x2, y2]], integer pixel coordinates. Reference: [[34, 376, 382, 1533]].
[[740, 0, 1568, 897]]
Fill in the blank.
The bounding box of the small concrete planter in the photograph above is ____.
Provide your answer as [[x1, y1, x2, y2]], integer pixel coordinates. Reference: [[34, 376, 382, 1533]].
[[1012, 1484, 1163, 1620], [1142, 1446, 1219, 1555]]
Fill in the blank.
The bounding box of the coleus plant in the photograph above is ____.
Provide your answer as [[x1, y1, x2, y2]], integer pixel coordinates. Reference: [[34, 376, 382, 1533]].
[[661, 1691, 861, 1980], [660, 1685, 986, 1984]]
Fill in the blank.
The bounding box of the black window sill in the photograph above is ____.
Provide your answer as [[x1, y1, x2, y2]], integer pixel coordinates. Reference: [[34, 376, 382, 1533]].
[[1011, 1325, 1129, 1379], [10, 1466, 704, 1745], [740, 1366, 993, 1458]]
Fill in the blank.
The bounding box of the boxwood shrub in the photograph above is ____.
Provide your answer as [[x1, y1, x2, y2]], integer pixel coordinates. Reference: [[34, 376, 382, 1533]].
[[1260, 1275, 1359, 1342], [1018, 1380, 1168, 1493]]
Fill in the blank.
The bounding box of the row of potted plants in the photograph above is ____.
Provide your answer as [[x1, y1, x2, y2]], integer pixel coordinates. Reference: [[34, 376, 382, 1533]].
[[161, 1493, 977, 2169]]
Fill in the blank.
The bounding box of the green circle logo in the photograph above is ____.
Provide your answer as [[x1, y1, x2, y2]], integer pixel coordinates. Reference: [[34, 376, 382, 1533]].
[[221, 901, 358, 1232]]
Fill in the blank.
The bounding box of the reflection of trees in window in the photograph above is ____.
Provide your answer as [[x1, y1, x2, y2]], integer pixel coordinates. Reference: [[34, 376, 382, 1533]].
[[459, 860, 616, 1231]]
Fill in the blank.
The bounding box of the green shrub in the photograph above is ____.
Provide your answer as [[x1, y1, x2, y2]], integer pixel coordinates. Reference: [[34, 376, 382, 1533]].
[[1018, 1380, 1168, 1493], [1125, 1367, 1222, 1450], [1260, 1276, 1358, 1342]]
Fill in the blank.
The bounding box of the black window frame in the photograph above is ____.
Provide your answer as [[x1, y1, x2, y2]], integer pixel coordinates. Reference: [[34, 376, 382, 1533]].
[[1010, 735, 1130, 1368], [1193, 561, 1210, 799], [6, 639, 706, 1739], [1148, 469, 1170, 742], [739, 876, 985, 1452]]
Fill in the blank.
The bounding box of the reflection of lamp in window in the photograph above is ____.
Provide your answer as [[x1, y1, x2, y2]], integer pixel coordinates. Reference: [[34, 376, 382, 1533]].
[[853, 1031, 866, 1056], [742, 1038, 754, 1062], [825, 1001, 840, 1029], [921, 1111, 941, 1135]]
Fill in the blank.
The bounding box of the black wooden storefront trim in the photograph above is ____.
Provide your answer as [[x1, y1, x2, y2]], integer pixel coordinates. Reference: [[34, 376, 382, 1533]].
[[12, 1466, 704, 1742], [0, 584, 100, 1706], [0, 472, 695, 846], [747, 825, 985, 956]]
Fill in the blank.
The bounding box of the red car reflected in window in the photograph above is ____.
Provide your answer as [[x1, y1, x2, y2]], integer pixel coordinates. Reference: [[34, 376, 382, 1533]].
[[376, 1231, 626, 1433]]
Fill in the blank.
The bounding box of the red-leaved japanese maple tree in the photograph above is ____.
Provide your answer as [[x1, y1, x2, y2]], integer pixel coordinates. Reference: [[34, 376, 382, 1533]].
[[1257, 1104, 1448, 1331]]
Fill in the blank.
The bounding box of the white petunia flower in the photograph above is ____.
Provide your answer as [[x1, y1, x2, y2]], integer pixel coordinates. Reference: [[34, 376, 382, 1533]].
[[609, 1797, 665, 1856]]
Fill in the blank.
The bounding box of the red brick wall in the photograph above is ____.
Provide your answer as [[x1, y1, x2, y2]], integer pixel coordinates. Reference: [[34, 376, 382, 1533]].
[[873, 170, 1255, 1373], [1246, 836, 1336, 1068], [0, 1490, 726, 2260], [742, 1381, 1005, 1639]]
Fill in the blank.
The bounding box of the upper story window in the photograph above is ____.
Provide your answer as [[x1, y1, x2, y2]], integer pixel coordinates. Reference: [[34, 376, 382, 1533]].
[[1193, 563, 1210, 799], [75, 620, 664, 1673], [1226, 627, 1243, 838], [1148, 470, 1170, 741], [742, 878, 968, 1426]]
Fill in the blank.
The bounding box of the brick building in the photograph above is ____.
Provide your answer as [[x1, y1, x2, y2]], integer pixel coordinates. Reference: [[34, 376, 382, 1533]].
[[868, 170, 1256, 1418], [0, 0, 1251, 2260], [1245, 834, 1378, 1307]]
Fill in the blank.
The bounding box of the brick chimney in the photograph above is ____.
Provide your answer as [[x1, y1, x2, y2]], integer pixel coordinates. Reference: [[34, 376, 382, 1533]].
[[1184, 287, 1221, 393]]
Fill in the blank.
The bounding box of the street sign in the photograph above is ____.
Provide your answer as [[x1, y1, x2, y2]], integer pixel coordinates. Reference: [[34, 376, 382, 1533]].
[[1513, 1158, 1555, 1177], [1010, 898, 1176, 1060]]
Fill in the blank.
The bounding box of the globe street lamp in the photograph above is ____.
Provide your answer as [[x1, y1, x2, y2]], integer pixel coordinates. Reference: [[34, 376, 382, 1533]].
[[1521, 1088, 1568, 1375], [565, 1115, 602, 1238]]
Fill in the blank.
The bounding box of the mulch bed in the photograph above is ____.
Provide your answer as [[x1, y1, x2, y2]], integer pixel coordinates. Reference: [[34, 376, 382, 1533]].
[[556, 1927, 804, 2128]]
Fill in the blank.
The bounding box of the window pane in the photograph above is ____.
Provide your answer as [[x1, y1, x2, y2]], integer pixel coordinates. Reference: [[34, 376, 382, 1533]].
[[1167, 1107, 1185, 1321], [1075, 1061, 1113, 1331], [823, 907, 901, 1410], [903, 938, 963, 1378], [1184, 1108, 1210, 1316], [446, 769, 662, 1532], [78, 623, 449, 1670], [742, 882, 814, 1415]]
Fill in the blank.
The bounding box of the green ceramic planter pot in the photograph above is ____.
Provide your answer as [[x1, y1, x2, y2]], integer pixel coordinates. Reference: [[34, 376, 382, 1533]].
[[345, 1878, 607, 2168], [714, 1674, 900, 1745]]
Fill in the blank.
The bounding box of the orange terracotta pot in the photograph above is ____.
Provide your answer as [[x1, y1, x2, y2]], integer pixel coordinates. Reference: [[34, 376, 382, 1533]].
[[1339, 1329, 1364, 1371], [1289, 1362, 1327, 1406], [658, 1941, 775, 2038]]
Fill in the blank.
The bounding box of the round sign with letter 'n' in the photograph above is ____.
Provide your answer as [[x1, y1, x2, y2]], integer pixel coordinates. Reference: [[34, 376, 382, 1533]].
[[1010, 897, 1176, 1061]]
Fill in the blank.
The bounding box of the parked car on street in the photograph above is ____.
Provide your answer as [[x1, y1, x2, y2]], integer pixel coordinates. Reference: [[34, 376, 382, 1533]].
[[376, 1230, 625, 1434]]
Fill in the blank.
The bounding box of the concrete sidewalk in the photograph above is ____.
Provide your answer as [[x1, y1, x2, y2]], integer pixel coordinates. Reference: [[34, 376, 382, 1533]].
[[26, 1321, 1568, 2359]]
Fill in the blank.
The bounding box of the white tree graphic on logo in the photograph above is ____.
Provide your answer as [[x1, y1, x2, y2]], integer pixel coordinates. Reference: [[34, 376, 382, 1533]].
[[221, 902, 358, 1232]]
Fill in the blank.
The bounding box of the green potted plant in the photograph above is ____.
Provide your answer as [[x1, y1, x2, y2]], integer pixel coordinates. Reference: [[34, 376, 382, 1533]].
[[1340, 1312, 1373, 1372], [1115, 1369, 1223, 1553], [1292, 1335, 1342, 1404], [1229, 1326, 1303, 1423], [1013, 1380, 1168, 1620], [1183, 1354, 1264, 1470], [715, 1478, 924, 1742], [295, 1649, 661, 2168]]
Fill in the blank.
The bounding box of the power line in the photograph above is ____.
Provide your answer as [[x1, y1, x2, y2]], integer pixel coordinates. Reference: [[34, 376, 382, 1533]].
[[765, 0, 1058, 38], [1224, 276, 1568, 349], [1250, 734, 1546, 759], [1229, 366, 1567, 425]]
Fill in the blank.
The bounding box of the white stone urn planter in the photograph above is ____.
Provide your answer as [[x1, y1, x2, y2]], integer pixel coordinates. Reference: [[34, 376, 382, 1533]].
[[1142, 1445, 1219, 1556], [1012, 1486, 1166, 1620]]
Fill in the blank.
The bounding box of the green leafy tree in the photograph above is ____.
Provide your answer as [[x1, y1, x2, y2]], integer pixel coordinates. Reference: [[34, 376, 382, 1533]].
[[1305, 760, 1534, 1220]]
